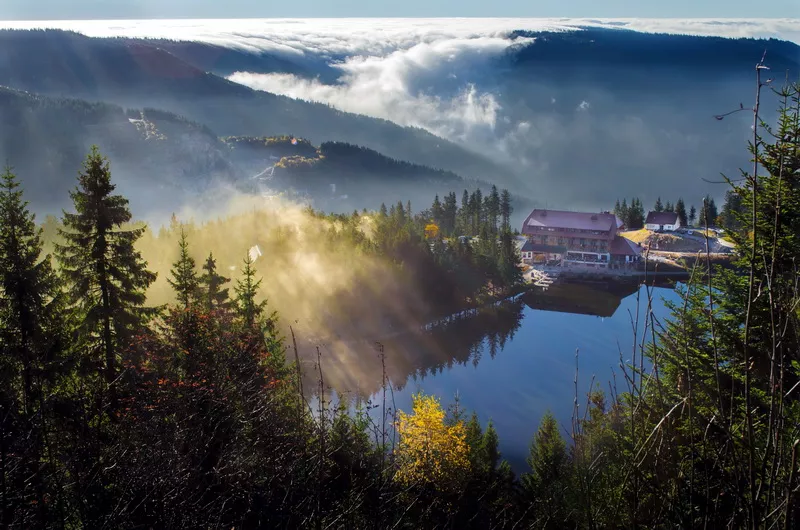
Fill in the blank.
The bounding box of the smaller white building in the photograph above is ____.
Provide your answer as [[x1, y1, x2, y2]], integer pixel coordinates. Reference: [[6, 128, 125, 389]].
[[645, 211, 681, 232]]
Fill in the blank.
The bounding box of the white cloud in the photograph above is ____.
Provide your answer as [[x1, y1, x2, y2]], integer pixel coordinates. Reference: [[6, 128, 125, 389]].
[[4, 17, 795, 171], [2, 18, 798, 52], [228, 34, 512, 148]]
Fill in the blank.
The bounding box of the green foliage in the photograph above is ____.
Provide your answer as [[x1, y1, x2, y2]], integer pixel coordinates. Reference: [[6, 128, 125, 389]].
[[56, 146, 156, 384], [614, 196, 646, 229], [234, 252, 270, 330], [198, 251, 232, 311], [0, 166, 67, 526], [0, 166, 64, 398], [719, 188, 745, 232], [675, 197, 688, 226], [520, 411, 570, 527], [698, 194, 718, 227], [167, 227, 199, 308]]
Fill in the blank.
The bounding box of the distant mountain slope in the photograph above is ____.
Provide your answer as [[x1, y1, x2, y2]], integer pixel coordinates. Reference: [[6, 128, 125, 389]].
[[0, 87, 503, 219], [506, 28, 800, 78], [225, 136, 478, 213], [0, 86, 240, 214], [144, 39, 333, 80], [0, 30, 518, 190]]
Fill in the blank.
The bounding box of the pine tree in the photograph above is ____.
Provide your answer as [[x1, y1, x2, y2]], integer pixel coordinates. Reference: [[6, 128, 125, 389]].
[[395, 201, 406, 225], [431, 194, 444, 226], [699, 195, 718, 227], [487, 185, 501, 233], [0, 167, 64, 405], [460, 189, 470, 233], [378, 203, 388, 218], [480, 420, 500, 472], [199, 252, 231, 311], [0, 166, 65, 529], [654, 197, 664, 212], [56, 146, 156, 386], [168, 228, 198, 308], [675, 198, 688, 226], [443, 192, 458, 235], [500, 189, 513, 232], [620, 198, 629, 228], [708, 197, 718, 224], [689, 205, 697, 226], [521, 411, 569, 524], [719, 189, 745, 232], [235, 253, 268, 330], [628, 198, 645, 229], [498, 230, 522, 287], [665, 201, 674, 212]]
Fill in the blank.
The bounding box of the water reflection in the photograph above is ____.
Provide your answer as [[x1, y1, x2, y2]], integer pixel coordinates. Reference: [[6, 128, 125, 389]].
[[302, 301, 526, 398], [521, 281, 641, 317], [303, 281, 678, 472]]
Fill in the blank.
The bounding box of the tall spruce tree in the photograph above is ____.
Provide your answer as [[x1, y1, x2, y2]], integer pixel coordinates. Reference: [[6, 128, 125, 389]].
[[500, 188, 513, 232], [460, 189, 470, 233], [628, 198, 645, 229], [675, 198, 688, 226], [719, 189, 745, 232], [56, 146, 156, 386], [486, 185, 501, 233], [443, 192, 458, 235], [689, 205, 697, 226], [0, 166, 65, 530], [235, 253, 268, 330], [619, 198, 629, 227], [699, 195, 718, 227], [199, 252, 231, 311], [168, 228, 199, 308], [0, 167, 63, 413], [431, 194, 443, 226], [654, 197, 664, 212]]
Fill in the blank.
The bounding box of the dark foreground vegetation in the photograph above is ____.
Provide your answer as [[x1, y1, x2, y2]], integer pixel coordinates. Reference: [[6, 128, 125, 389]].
[[1, 84, 800, 529]]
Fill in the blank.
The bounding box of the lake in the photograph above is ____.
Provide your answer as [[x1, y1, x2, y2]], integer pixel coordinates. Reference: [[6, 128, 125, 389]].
[[317, 281, 680, 472]]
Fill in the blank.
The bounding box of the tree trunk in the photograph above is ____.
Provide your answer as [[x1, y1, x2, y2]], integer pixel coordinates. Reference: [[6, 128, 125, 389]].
[[98, 257, 116, 414]]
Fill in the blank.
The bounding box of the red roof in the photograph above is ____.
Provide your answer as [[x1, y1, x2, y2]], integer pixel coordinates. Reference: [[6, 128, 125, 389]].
[[610, 235, 642, 256], [523, 209, 618, 232]]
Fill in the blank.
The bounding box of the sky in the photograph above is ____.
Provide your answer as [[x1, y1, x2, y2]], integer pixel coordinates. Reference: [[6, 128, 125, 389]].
[[1, 0, 798, 20]]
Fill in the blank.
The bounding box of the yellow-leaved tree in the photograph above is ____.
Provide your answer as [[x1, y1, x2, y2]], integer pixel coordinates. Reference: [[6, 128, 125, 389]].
[[424, 222, 440, 240], [394, 393, 470, 491]]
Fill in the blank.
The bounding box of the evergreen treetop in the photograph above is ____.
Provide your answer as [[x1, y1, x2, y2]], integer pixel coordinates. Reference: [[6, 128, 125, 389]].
[[168, 227, 199, 308], [199, 251, 232, 311]]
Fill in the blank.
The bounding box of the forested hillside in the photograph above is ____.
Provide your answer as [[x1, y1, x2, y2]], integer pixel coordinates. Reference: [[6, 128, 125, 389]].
[[0, 87, 241, 213], [0, 87, 505, 219]]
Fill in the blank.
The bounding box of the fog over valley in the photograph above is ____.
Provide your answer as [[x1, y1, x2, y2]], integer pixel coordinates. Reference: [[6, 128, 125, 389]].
[[0, 18, 798, 221]]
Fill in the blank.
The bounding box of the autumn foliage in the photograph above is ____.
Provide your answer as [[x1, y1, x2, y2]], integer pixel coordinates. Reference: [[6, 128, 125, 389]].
[[394, 393, 470, 491]]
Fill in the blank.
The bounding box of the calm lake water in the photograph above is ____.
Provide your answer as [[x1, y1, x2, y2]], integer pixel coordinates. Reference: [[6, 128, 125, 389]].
[[347, 281, 681, 472]]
